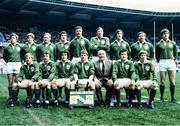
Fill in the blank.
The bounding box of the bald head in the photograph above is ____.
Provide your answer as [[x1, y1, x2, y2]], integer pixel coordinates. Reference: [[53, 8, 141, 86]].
[[98, 50, 106, 61]]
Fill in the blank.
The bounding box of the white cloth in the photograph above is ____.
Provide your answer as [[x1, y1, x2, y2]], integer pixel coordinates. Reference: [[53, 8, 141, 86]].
[[159, 59, 176, 71], [6, 62, 21, 74]]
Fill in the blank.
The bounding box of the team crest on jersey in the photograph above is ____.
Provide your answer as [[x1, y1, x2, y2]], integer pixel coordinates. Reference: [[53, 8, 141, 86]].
[[125, 64, 129, 70], [32, 46, 36, 51], [65, 44, 69, 49], [122, 43, 126, 48], [31, 67, 35, 71], [80, 40, 85, 45], [16, 46, 21, 52], [144, 45, 149, 50], [145, 65, 150, 71], [47, 65, 51, 70], [168, 43, 173, 48], [66, 64, 71, 70], [101, 40, 105, 44], [85, 64, 89, 70]]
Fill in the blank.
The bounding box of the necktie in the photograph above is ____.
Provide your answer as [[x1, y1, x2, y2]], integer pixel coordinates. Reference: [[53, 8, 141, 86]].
[[102, 61, 105, 75]]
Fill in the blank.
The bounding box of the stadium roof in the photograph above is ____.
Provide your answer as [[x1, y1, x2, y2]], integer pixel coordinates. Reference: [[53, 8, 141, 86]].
[[65, 0, 180, 13], [0, 0, 180, 28]]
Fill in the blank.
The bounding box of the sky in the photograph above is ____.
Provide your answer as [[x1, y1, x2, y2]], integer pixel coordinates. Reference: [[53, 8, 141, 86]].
[[64, 0, 180, 12]]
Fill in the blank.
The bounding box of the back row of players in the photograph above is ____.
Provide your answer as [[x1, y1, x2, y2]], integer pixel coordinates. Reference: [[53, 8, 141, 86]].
[[3, 26, 177, 108]]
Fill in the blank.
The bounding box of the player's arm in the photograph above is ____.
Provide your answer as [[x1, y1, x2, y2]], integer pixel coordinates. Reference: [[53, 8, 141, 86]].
[[48, 62, 56, 81], [31, 63, 40, 82], [112, 62, 118, 81], [69, 63, 75, 81], [90, 37, 99, 52], [74, 63, 79, 81], [98, 37, 110, 51], [88, 63, 95, 81], [150, 62, 157, 82], [17, 66, 25, 83]]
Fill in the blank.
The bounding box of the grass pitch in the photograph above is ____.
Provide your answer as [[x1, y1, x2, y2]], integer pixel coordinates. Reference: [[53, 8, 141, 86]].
[[0, 73, 180, 125]]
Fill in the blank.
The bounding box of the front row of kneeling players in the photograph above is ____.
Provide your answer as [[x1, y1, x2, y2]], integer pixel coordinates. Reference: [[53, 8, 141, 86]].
[[9, 49, 158, 109]]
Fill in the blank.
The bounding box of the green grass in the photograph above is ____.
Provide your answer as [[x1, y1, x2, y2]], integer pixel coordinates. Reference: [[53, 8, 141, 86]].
[[0, 73, 180, 125]]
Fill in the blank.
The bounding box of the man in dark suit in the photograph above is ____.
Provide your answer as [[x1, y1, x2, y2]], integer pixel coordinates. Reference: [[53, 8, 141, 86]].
[[94, 50, 113, 107]]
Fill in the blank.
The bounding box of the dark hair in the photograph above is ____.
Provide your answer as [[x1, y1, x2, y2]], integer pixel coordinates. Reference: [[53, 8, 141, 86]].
[[115, 29, 123, 36], [119, 48, 128, 55], [59, 31, 67, 37], [60, 50, 70, 59]]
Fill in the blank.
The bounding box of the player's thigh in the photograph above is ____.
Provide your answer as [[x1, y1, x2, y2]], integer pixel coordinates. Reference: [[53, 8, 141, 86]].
[[56, 79, 66, 87], [78, 79, 88, 88]]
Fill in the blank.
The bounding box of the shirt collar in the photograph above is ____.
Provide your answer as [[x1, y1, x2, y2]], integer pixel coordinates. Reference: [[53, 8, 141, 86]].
[[75, 36, 83, 40], [160, 39, 171, 43], [137, 41, 146, 44], [95, 36, 105, 39], [115, 39, 124, 43], [138, 60, 149, 64]]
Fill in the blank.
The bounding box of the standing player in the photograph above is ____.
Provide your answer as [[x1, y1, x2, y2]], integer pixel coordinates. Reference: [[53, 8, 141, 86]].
[[134, 51, 158, 108], [36, 32, 56, 62], [94, 50, 113, 107], [51, 51, 74, 105], [110, 29, 131, 60], [4, 33, 22, 107], [131, 32, 153, 61], [56, 31, 70, 61], [21, 33, 37, 62], [34, 51, 56, 108], [112, 49, 136, 107], [90, 27, 110, 62], [69, 26, 90, 63], [11, 53, 39, 108], [156, 29, 177, 103]]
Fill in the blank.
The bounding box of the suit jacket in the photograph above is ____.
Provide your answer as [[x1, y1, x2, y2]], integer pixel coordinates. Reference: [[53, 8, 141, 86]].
[[94, 59, 113, 80]]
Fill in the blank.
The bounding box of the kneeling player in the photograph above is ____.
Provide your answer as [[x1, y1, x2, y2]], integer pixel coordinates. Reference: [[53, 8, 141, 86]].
[[73, 50, 95, 91], [11, 53, 39, 108], [134, 51, 158, 109], [51, 51, 74, 105], [112, 49, 136, 107], [34, 51, 56, 107]]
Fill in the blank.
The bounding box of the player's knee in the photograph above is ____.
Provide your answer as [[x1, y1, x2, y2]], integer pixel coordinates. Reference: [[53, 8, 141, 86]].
[[51, 81, 57, 89], [107, 80, 113, 87], [34, 83, 40, 89], [114, 81, 119, 89], [12, 83, 18, 90]]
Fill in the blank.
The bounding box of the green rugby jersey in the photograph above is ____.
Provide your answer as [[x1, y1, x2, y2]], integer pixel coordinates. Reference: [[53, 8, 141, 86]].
[[4, 43, 22, 62], [55, 41, 70, 60], [17, 63, 39, 82], [90, 36, 110, 56], [156, 39, 177, 62], [39, 61, 56, 81], [56, 60, 74, 81], [131, 41, 153, 61], [112, 60, 136, 81], [21, 43, 37, 61], [74, 61, 95, 79], [69, 36, 90, 58], [36, 43, 56, 62], [110, 39, 131, 60], [134, 61, 157, 81]]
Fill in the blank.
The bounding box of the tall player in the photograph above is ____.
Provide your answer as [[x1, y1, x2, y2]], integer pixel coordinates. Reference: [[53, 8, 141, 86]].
[[4, 33, 22, 107], [156, 29, 177, 103]]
